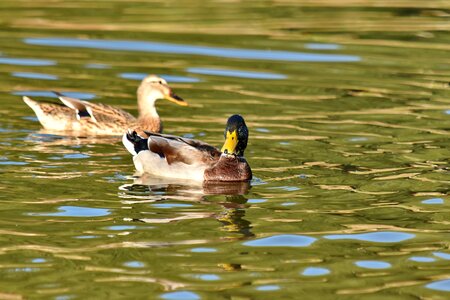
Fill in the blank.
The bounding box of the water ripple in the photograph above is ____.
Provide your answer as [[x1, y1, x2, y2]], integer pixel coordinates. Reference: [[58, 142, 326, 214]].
[[160, 291, 200, 300], [187, 67, 286, 79], [0, 56, 55, 66], [305, 43, 341, 50], [433, 252, 450, 260], [24, 37, 361, 62], [12, 90, 96, 100], [256, 285, 280, 291], [243, 234, 316, 247], [11, 72, 58, 80], [408, 256, 436, 263], [123, 261, 145, 268], [190, 248, 217, 253], [106, 225, 136, 231], [422, 198, 444, 204], [28, 206, 110, 217], [323, 232, 415, 243], [0, 161, 28, 166], [152, 203, 193, 208], [195, 274, 220, 281], [301, 267, 330, 276], [425, 278, 450, 292], [119, 72, 200, 83], [355, 261, 391, 269], [85, 63, 110, 69]]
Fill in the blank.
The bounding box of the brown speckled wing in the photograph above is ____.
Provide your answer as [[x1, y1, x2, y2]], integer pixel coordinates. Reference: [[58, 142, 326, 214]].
[[39, 102, 75, 118], [88, 102, 136, 123], [59, 96, 136, 129]]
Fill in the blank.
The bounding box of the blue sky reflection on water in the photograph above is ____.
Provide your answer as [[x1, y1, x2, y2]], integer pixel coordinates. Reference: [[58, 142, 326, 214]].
[[355, 260, 392, 269], [243, 234, 316, 247], [29, 206, 110, 217], [301, 267, 330, 276], [24, 37, 360, 62], [256, 285, 280, 291], [119, 72, 200, 83], [195, 274, 220, 281], [433, 252, 450, 260], [408, 256, 436, 263], [11, 72, 58, 80], [12, 91, 96, 100], [186, 67, 286, 79], [422, 198, 444, 204], [425, 279, 450, 292], [323, 232, 415, 243], [0, 56, 55, 66], [0, 1, 448, 298], [190, 248, 217, 253], [160, 291, 200, 300]]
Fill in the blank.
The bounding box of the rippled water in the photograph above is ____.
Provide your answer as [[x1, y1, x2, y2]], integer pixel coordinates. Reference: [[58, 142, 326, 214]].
[[0, 0, 449, 299]]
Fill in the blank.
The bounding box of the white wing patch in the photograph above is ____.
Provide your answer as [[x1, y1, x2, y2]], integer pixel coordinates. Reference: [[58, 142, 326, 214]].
[[59, 96, 97, 122]]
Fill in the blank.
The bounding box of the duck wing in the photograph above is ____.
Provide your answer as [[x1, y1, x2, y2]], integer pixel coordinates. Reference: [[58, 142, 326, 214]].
[[54, 92, 96, 121], [147, 132, 221, 165], [127, 131, 221, 165], [56, 92, 135, 124]]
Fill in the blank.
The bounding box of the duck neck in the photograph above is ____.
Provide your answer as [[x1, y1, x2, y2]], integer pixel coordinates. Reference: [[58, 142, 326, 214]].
[[137, 88, 159, 119], [137, 90, 162, 132], [138, 100, 158, 119]]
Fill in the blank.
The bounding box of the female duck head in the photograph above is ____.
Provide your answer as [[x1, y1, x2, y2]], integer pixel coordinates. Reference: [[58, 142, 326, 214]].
[[221, 114, 248, 156], [137, 75, 187, 115]]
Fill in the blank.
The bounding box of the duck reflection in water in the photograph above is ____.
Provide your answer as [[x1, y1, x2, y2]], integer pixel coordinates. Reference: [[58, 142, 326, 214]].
[[24, 132, 122, 156], [119, 175, 254, 237]]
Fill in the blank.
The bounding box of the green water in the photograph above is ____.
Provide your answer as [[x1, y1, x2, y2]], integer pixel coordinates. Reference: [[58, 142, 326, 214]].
[[0, 1, 449, 299]]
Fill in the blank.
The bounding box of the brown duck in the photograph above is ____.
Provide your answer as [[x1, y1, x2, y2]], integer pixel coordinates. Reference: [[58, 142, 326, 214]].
[[23, 75, 187, 135]]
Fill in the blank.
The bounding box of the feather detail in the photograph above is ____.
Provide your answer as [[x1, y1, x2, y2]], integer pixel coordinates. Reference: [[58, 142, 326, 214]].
[[123, 128, 251, 182], [145, 132, 221, 165], [57, 94, 97, 122], [22, 75, 187, 135]]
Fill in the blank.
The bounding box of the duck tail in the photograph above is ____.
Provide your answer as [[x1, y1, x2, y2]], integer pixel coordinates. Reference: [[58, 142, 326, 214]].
[[23, 96, 40, 111], [23, 96, 47, 121], [122, 130, 149, 156]]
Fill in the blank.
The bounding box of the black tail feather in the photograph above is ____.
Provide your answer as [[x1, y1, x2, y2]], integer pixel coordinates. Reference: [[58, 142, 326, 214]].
[[127, 131, 149, 154]]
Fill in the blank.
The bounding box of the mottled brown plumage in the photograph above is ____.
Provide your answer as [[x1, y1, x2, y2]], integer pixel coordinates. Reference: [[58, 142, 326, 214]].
[[23, 75, 187, 135]]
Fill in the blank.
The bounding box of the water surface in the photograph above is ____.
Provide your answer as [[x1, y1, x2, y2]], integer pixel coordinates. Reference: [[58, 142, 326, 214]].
[[0, 0, 449, 299]]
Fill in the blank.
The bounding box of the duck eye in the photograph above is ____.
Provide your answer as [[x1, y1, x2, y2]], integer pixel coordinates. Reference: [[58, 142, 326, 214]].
[[158, 81, 163, 84]]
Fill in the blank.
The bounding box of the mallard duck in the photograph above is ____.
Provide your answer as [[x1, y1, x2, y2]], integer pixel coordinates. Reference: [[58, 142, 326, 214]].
[[22, 75, 187, 135], [122, 114, 252, 182]]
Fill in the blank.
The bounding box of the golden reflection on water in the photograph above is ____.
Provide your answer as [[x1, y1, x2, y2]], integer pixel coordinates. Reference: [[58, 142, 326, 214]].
[[119, 176, 254, 237], [0, 0, 449, 299]]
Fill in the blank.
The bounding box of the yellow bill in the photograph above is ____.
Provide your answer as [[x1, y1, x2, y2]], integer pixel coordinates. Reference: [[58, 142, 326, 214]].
[[165, 91, 188, 106], [221, 130, 238, 154]]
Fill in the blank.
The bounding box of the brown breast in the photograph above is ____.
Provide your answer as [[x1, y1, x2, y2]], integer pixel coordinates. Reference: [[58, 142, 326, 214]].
[[204, 155, 252, 182]]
